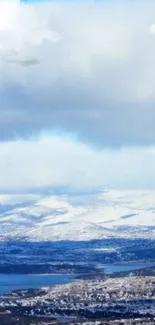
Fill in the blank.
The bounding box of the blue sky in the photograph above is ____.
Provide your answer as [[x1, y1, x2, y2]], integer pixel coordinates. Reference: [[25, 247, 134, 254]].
[[0, 0, 155, 190]]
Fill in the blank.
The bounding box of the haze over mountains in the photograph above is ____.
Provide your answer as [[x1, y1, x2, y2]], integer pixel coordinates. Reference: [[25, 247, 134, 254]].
[[0, 189, 155, 241]]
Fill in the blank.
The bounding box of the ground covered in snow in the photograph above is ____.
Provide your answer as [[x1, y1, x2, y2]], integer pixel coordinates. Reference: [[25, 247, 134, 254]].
[[1, 236, 155, 271], [1, 189, 155, 241], [2, 275, 155, 323]]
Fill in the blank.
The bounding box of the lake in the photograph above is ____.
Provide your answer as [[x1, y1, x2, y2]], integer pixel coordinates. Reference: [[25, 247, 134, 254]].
[[0, 274, 75, 295], [0, 263, 153, 295], [102, 263, 154, 274]]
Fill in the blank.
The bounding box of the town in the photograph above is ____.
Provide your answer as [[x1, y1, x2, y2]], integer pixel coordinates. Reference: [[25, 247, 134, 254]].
[[1, 273, 155, 324]]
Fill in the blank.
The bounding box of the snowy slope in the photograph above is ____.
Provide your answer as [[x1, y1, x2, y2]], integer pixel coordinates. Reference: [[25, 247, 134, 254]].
[[0, 190, 155, 241]]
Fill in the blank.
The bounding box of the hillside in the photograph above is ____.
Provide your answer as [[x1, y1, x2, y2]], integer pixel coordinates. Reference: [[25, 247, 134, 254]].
[[0, 190, 155, 241]]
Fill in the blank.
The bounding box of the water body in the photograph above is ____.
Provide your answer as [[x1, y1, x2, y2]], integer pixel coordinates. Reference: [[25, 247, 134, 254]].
[[0, 274, 75, 295], [102, 263, 154, 274], [0, 263, 153, 295]]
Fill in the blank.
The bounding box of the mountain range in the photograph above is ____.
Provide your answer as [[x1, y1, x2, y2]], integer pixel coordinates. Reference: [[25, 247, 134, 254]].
[[0, 189, 155, 241]]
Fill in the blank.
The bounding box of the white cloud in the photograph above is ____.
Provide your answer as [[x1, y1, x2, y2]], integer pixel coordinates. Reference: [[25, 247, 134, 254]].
[[149, 23, 155, 34], [1, 0, 155, 147], [0, 0, 60, 67], [0, 135, 155, 190]]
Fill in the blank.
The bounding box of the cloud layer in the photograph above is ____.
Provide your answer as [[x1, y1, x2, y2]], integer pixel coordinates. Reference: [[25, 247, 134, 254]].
[[1, 136, 155, 191], [0, 1, 155, 146]]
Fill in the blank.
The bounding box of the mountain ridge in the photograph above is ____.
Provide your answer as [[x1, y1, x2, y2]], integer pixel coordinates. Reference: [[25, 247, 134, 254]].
[[0, 189, 155, 241]]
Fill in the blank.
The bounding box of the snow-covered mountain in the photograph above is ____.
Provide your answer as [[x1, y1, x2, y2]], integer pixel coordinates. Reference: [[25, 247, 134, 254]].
[[0, 190, 155, 241]]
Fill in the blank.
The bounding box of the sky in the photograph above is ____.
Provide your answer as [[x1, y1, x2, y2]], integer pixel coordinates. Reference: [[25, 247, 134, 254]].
[[0, 0, 155, 191]]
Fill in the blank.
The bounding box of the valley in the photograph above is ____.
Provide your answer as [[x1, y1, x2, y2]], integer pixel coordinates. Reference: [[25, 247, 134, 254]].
[[1, 238, 155, 324], [1, 190, 155, 324]]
